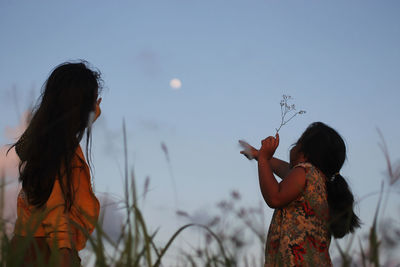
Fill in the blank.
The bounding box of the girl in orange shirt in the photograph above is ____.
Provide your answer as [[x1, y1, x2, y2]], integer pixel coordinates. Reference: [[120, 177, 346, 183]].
[[10, 61, 102, 266]]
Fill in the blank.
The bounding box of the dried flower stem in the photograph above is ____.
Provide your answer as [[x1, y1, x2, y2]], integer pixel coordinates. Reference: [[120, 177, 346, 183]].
[[275, 95, 306, 133]]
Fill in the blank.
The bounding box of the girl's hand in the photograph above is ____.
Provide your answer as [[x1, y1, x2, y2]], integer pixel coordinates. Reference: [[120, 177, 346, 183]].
[[239, 140, 259, 160], [259, 133, 279, 160]]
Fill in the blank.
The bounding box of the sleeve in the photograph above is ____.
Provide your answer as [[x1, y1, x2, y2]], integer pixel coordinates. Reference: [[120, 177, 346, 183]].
[[72, 162, 100, 235], [43, 149, 99, 251], [293, 162, 312, 171], [293, 162, 313, 186], [42, 179, 74, 250]]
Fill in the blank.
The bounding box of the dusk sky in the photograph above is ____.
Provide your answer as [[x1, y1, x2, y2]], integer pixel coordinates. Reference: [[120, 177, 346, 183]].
[[1, 0, 400, 262]]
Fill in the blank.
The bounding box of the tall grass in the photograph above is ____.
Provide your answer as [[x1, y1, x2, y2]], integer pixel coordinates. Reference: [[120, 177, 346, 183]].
[[1, 122, 234, 267], [1, 125, 399, 266], [333, 132, 400, 267]]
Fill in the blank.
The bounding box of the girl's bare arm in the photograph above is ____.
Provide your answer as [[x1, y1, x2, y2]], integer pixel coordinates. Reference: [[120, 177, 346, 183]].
[[257, 135, 306, 208], [269, 157, 291, 179]]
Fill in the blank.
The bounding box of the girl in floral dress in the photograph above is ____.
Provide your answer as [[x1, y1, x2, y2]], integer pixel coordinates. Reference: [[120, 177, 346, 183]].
[[240, 122, 360, 266]]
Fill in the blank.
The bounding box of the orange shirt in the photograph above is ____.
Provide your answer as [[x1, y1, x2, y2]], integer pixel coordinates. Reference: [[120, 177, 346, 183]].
[[14, 145, 100, 251]]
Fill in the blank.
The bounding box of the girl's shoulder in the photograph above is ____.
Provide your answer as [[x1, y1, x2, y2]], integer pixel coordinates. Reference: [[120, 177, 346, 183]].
[[71, 145, 89, 170], [293, 162, 325, 180], [75, 145, 87, 164]]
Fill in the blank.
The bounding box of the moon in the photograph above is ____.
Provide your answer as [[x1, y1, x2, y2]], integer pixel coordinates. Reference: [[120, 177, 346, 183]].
[[169, 78, 182, 90]]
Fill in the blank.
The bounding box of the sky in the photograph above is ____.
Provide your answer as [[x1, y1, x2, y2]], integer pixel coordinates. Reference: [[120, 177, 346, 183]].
[[1, 0, 400, 263]]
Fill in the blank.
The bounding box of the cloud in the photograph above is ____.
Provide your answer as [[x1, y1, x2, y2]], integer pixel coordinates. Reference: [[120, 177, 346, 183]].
[[134, 49, 162, 77], [139, 119, 161, 132], [137, 118, 177, 134], [0, 110, 29, 236], [0, 145, 20, 237], [176, 208, 215, 226], [92, 193, 125, 244], [1, 110, 30, 179], [0, 147, 19, 180], [92, 115, 124, 158], [1, 183, 20, 237]]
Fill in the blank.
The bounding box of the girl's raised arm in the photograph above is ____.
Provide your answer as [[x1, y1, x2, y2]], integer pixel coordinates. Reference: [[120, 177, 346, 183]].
[[269, 157, 290, 179], [239, 139, 290, 179], [257, 134, 306, 208]]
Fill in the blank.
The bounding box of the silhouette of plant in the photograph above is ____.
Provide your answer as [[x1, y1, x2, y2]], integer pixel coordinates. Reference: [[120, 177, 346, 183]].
[[275, 94, 306, 133]]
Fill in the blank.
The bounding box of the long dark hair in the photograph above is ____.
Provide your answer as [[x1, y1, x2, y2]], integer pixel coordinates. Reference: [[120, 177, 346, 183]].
[[296, 122, 361, 238], [10, 61, 102, 211]]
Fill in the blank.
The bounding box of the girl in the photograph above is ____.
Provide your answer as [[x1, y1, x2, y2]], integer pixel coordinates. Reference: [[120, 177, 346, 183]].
[[240, 122, 360, 266], [10, 61, 102, 266]]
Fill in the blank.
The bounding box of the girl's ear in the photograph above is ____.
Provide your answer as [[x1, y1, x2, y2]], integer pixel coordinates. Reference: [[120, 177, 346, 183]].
[[299, 152, 307, 163], [87, 99, 101, 127]]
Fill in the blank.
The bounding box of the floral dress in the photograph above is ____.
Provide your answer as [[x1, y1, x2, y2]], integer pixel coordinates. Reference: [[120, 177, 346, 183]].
[[265, 163, 332, 267]]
